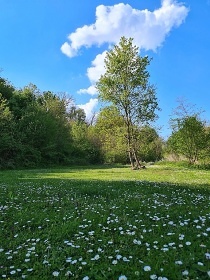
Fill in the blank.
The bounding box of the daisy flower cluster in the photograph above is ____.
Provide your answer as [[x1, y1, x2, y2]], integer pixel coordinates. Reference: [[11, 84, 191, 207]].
[[0, 180, 210, 279]]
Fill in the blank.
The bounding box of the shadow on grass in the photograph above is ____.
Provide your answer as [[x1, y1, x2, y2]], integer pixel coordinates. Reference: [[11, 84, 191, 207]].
[[1, 164, 210, 192]]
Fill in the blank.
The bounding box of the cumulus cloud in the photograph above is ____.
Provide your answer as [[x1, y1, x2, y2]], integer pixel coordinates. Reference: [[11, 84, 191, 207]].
[[77, 85, 98, 96], [87, 51, 107, 83], [78, 98, 98, 120], [61, 0, 189, 58], [77, 51, 107, 95]]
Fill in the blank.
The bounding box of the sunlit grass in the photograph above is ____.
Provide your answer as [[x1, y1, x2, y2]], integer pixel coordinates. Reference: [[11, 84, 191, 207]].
[[0, 164, 210, 279], [1, 164, 210, 187]]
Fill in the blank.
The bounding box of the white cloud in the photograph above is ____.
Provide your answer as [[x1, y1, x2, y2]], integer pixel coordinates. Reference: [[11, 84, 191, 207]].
[[78, 98, 98, 120], [61, 0, 189, 57], [77, 51, 107, 95], [60, 42, 77, 58], [87, 51, 107, 83], [77, 85, 98, 95]]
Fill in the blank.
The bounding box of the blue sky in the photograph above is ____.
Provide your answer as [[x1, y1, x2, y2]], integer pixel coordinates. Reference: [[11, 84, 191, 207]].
[[1, 0, 210, 138]]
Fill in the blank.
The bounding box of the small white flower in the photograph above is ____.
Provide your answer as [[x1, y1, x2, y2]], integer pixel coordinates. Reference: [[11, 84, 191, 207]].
[[92, 254, 100, 260], [205, 252, 210, 260], [185, 241, 191, 246], [198, 262, 204, 266], [65, 271, 72, 276], [116, 254, 122, 260], [112, 260, 118, 265], [144, 265, 151, 271], [27, 268, 33, 272], [182, 270, 189, 276], [83, 277, 89, 280], [52, 271, 59, 277], [150, 275, 157, 279], [133, 239, 141, 245], [175, 260, 183, 265], [119, 275, 127, 280]]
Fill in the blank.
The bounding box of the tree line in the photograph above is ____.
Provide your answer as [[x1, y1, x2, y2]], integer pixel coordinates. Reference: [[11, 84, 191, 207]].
[[0, 37, 209, 169], [0, 79, 162, 169]]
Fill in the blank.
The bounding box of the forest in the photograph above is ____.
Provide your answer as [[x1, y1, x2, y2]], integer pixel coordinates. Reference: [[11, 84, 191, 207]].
[[0, 76, 163, 169], [0, 37, 210, 169]]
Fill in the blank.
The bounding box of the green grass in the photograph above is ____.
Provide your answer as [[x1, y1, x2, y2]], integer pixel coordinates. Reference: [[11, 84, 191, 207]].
[[0, 164, 210, 279], [1, 163, 210, 186]]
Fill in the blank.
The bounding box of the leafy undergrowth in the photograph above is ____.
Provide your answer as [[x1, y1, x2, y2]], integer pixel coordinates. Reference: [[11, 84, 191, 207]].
[[0, 178, 210, 279]]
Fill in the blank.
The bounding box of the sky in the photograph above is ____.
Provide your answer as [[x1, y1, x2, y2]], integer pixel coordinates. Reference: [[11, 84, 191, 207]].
[[0, 0, 210, 139]]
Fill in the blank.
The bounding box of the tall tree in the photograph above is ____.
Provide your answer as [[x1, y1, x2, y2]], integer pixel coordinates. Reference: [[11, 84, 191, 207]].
[[96, 37, 159, 169]]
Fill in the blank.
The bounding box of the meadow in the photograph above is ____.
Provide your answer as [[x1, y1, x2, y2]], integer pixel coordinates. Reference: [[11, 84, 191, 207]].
[[0, 164, 210, 279]]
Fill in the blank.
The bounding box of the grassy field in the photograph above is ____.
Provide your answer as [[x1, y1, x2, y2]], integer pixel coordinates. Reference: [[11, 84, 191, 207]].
[[0, 164, 210, 279]]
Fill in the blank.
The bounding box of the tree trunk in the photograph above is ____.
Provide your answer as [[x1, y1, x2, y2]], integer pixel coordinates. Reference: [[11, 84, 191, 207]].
[[128, 149, 135, 169], [133, 148, 141, 169]]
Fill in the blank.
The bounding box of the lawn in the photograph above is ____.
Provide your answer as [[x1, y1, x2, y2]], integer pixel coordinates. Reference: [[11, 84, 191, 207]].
[[0, 164, 210, 279]]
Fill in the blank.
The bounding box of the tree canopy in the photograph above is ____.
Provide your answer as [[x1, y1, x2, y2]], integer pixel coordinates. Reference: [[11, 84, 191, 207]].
[[96, 37, 159, 168], [167, 100, 208, 164]]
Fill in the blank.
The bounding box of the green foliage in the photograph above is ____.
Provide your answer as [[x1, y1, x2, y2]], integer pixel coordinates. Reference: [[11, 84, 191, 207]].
[[168, 115, 207, 164], [136, 126, 163, 162], [97, 37, 159, 125], [0, 76, 15, 100], [0, 64, 162, 169], [95, 107, 163, 164], [0, 77, 76, 168], [0, 94, 18, 168], [68, 105, 86, 123], [166, 99, 210, 164], [95, 106, 127, 164], [9, 84, 38, 120], [71, 122, 103, 164], [96, 37, 159, 168]]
